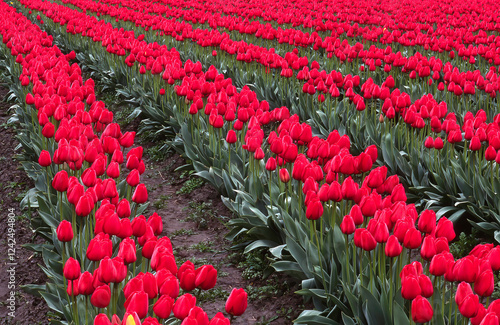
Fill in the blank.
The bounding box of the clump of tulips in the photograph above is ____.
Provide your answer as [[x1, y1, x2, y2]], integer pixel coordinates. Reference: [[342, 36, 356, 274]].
[[0, 3, 248, 324]]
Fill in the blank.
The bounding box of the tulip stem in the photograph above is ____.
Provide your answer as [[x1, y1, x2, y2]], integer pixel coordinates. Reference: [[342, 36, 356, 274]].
[[59, 192, 63, 222], [389, 257, 394, 319], [72, 295, 79, 325], [85, 297, 88, 325], [448, 282, 453, 323]]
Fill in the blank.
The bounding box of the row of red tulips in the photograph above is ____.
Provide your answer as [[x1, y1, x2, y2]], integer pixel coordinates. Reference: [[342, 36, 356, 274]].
[[147, 0, 500, 68], [51, 0, 500, 173], [61, 0, 500, 106], [0, 2, 248, 324]]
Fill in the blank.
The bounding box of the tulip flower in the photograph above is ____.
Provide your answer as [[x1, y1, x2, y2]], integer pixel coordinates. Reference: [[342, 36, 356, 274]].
[[38, 150, 52, 167], [63, 257, 81, 280], [78, 271, 94, 296], [153, 295, 174, 319], [124, 291, 149, 319], [52, 170, 69, 192], [94, 314, 112, 325], [209, 313, 230, 325], [279, 168, 290, 183], [411, 296, 433, 323], [173, 293, 197, 320], [225, 288, 248, 317], [474, 269, 494, 297], [385, 235, 403, 257], [132, 183, 148, 204], [91, 285, 111, 308], [118, 238, 137, 264], [57, 220, 74, 242], [195, 265, 218, 290]]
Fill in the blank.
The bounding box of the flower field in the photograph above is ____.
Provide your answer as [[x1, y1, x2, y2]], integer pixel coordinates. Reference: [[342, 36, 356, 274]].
[[1, 0, 500, 323]]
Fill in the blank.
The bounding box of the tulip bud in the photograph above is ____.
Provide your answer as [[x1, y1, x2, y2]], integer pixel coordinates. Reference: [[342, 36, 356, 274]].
[[173, 293, 197, 320], [124, 291, 149, 319], [52, 170, 69, 192], [94, 314, 111, 325], [411, 296, 433, 323], [38, 150, 52, 167], [153, 295, 174, 319], [63, 257, 81, 280], [132, 183, 148, 204], [279, 168, 290, 183], [225, 288, 248, 317], [57, 220, 74, 242], [91, 285, 111, 308], [209, 312, 230, 325]]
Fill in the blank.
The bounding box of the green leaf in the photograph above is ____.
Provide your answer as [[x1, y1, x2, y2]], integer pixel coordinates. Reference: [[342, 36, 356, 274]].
[[243, 239, 278, 254], [341, 313, 357, 325], [360, 286, 386, 325], [294, 310, 339, 325], [392, 302, 410, 325]]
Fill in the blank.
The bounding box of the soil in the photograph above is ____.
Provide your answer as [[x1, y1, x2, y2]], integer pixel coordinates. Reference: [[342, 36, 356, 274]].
[[0, 85, 50, 324]]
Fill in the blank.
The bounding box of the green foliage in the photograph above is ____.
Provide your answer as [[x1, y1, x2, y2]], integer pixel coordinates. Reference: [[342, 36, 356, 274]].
[[450, 229, 481, 258], [176, 177, 205, 195]]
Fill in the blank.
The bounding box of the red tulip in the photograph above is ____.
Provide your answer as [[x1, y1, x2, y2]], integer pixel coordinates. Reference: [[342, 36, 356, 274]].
[[132, 183, 148, 204], [417, 210, 436, 234], [226, 130, 237, 144], [265, 157, 277, 171], [429, 252, 452, 276], [52, 170, 69, 192], [225, 288, 248, 317], [459, 293, 480, 319], [118, 238, 136, 264], [403, 227, 422, 249], [38, 150, 52, 167], [474, 269, 494, 297], [147, 212, 163, 236], [91, 285, 111, 308], [478, 312, 498, 325], [124, 291, 149, 319], [340, 215, 355, 235], [418, 274, 434, 298], [142, 272, 158, 299], [94, 314, 111, 325], [420, 236, 437, 261], [209, 312, 230, 325], [454, 256, 479, 283], [305, 199, 323, 220], [178, 261, 196, 292], [173, 293, 197, 320], [126, 169, 141, 187], [67, 279, 79, 297], [411, 295, 433, 323], [485, 146, 497, 161], [78, 271, 94, 296], [159, 273, 180, 299], [401, 275, 421, 300], [435, 217, 455, 242], [107, 161, 120, 178], [153, 295, 174, 319], [195, 265, 217, 290], [424, 137, 434, 149], [279, 168, 290, 183], [63, 257, 81, 280], [57, 220, 74, 242], [131, 215, 147, 237], [385, 235, 403, 257]]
